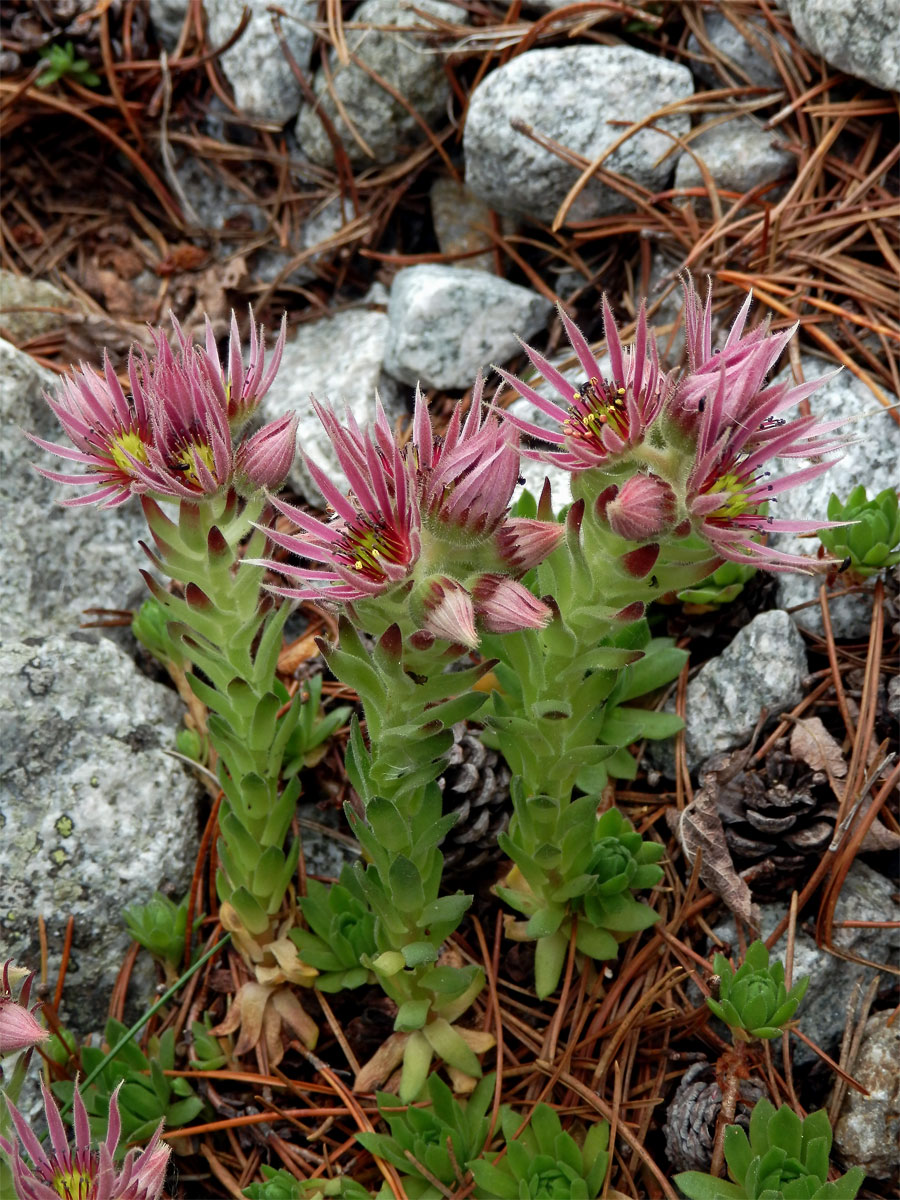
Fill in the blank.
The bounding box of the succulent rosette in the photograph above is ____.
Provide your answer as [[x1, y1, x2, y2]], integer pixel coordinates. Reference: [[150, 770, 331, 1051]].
[[707, 940, 808, 1042], [259, 379, 563, 645], [674, 1100, 865, 1200]]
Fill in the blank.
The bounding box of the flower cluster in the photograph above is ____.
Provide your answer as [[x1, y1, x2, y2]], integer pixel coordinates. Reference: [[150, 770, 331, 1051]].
[[498, 278, 848, 573], [31, 311, 292, 506], [259, 377, 564, 647]]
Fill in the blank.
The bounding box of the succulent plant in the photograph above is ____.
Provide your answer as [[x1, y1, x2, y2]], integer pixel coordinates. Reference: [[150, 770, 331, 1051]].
[[498, 799, 665, 999], [676, 557, 758, 609], [356, 1071, 494, 1199], [123, 891, 204, 982], [468, 1104, 609, 1200], [818, 485, 900, 578], [52, 1019, 205, 1151], [572, 635, 689, 793], [674, 1099, 865, 1199], [188, 1013, 229, 1071], [707, 940, 808, 1042], [290, 866, 378, 993], [36, 40, 101, 87], [243, 1168, 370, 1199]]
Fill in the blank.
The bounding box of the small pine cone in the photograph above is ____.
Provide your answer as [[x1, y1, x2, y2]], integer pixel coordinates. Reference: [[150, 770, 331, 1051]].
[[715, 739, 837, 890], [664, 1061, 767, 1174], [438, 723, 512, 884], [0, 0, 148, 64]]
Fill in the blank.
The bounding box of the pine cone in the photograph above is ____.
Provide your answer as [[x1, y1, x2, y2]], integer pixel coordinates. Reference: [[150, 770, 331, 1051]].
[[715, 739, 837, 888], [438, 723, 512, 884], [0, 0, 148, 68], [664, 1061, 768, 1174]]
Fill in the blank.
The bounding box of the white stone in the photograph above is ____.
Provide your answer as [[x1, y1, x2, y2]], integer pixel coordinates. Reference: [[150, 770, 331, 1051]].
[[771, 358, 900, 638], [783, 0, 900, 93], [383, 264, 553, 390], [257, 290, 407, 503], [834, 1009, 900, 1179], [295, 0, 465, 166], [206, 0, 318, 125], [464, 45, 694, 226], [0, 634, 200, 1033], [0, 271, 84, 344], [651, 610, 809, 774], [674, 115, 794, 198], [686, 9, 788, 91]]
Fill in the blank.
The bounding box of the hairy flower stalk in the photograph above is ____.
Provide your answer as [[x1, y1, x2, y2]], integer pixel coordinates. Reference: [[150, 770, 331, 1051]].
[[33, 312, 319, 1063], [487, 279, 848, 997], [260, 383, 564, 1098]]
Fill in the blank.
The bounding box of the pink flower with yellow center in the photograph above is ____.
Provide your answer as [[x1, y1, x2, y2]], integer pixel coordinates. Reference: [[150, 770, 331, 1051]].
[[495, 300, 674, 471], [29, 351, 153, 507], [256, 384, 562, 643], [262, 409, 420, 604], [0, 1079, 170, 1200]]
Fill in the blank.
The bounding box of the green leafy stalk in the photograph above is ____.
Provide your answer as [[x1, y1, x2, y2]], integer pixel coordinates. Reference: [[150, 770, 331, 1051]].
[[319, 619, 492, 1099], [138, 491, 306, 945], [484, 489, 699, 996]]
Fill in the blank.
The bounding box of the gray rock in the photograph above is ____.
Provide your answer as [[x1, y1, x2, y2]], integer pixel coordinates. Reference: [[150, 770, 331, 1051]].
[[429, 177, 499, 273], [258, 289, 406, 503], [147, 0, 188, 52], [464, 45, 693, 226], [0, 271, 84, 345], [651, 610, 808, 774], [174, 155, 265, 234], [771, 358, 900, 638], [296, 799, 359, 880], [205, 0, 318, 125], [783, 0, 900, 93], [295, 0, 465, 166], [712, 861, 899, 1070], [0, 340, 149, 642], [383, 264, 552, 390], [686, 9, 788, 91], [0, 634, 200, 1034], [674, 115, 794, 198], [834, 1009, 900, 1180]]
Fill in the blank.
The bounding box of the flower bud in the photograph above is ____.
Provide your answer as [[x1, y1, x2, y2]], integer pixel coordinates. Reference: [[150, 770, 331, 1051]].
[[420, 577, 479, 649], [605, 473, 676, 542], [0, 997, 48, 1055], [494, 518, 565, 573], [234, 413, 298, 492], [472, 574, 553, 633]]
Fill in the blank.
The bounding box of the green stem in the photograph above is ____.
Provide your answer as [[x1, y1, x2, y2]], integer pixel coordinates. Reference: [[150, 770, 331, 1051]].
[[139, 492, 302, 942]]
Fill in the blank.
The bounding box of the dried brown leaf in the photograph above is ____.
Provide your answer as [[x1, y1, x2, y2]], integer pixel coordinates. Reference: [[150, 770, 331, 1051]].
[[667, 751, 759, 929], [790, 717, 848, 790]]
